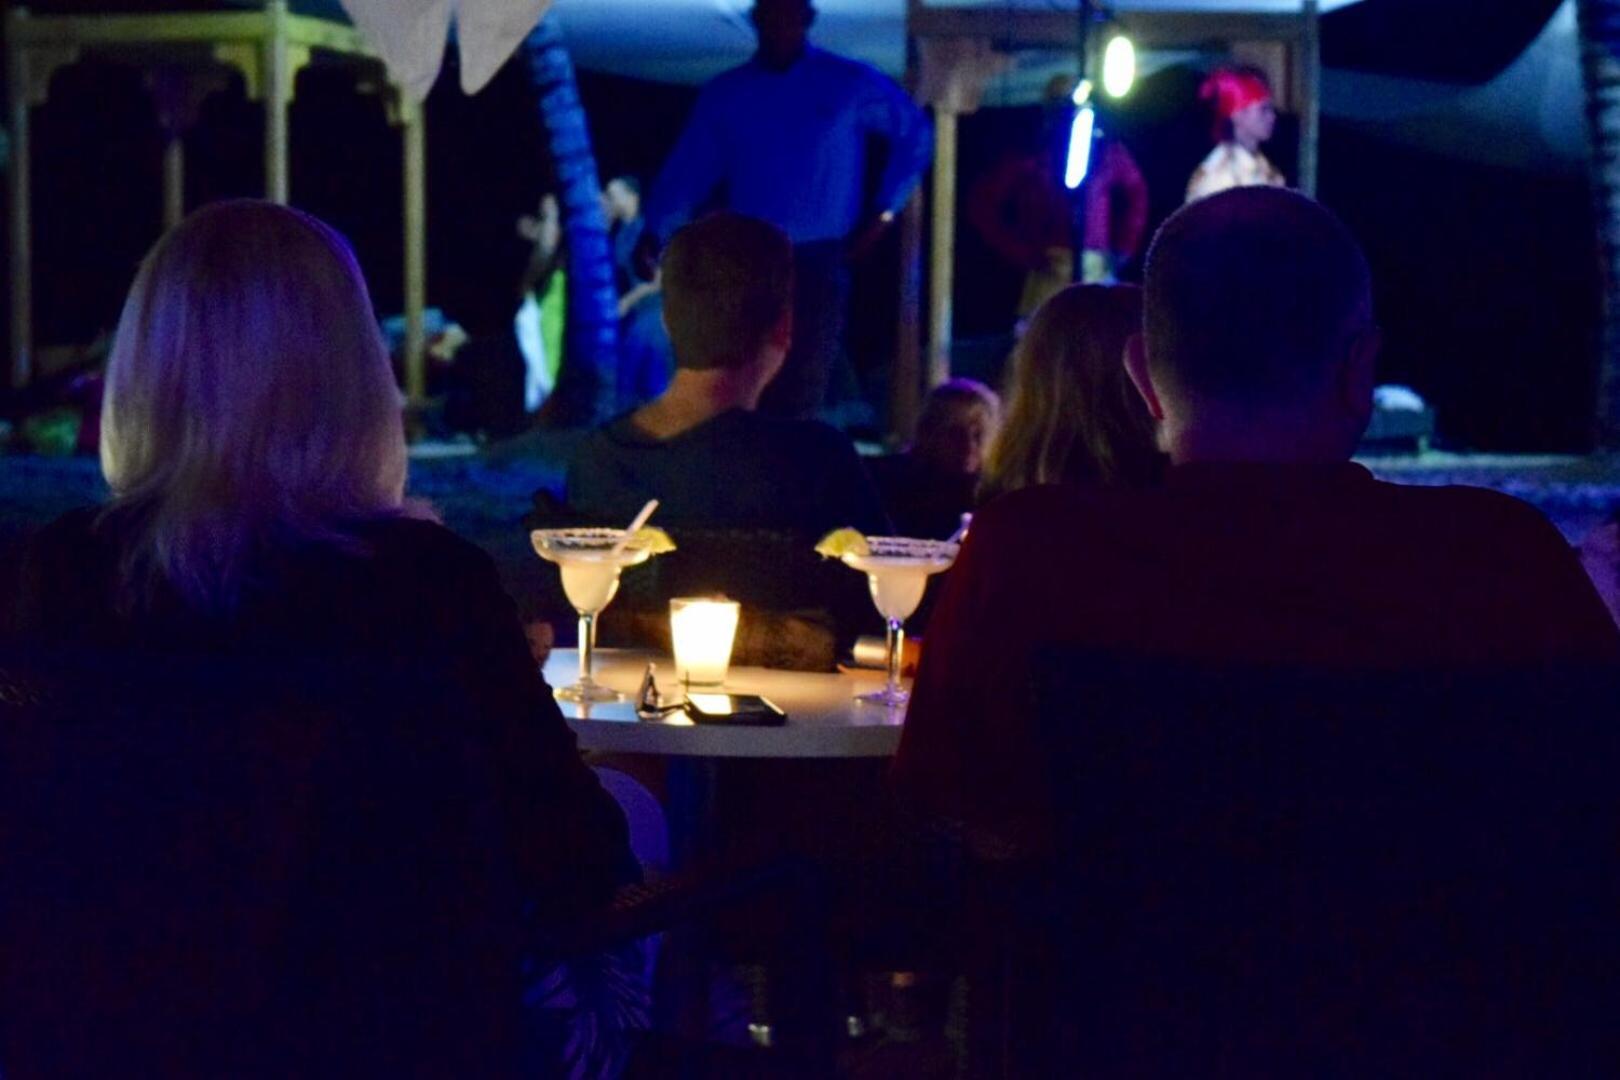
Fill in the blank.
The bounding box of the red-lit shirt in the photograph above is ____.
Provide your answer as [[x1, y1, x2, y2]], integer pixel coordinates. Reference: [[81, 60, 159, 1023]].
[[894, 464, 1620, 849], [966, 139, 1149, 269]]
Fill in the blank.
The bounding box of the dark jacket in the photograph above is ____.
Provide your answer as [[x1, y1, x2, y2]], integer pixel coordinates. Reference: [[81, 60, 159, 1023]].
[[13, 508, 638, 927]]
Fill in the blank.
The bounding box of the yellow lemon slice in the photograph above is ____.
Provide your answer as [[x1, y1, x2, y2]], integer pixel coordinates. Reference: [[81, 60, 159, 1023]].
[[814, 527, 870, 559], [627, 526, 677, 555]]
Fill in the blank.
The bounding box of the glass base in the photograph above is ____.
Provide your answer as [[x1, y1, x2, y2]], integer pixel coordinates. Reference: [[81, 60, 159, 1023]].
[[857, 686, 910, 708], [555, 680, 627, 704]]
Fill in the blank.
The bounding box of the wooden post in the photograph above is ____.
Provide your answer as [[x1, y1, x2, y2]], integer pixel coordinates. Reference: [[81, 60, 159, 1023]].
[[890, 189, 924, 441], [891, 3, 926, 442], [914, 29, 1007, 394], [401, 96, 427, 404], [8, 19, 33, 389], [162, 135, 185, 230], [264, 0, 289, 203], [1578, 0, 1620, 445], [1297, 0, 1321, 197], [927, 107, 958, 389]]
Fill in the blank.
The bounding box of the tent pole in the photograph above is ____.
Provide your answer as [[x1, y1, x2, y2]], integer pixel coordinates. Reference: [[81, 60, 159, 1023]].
[[891, 1, 925, 442], [264, 0, 289, 203], [8, 16, 34, 389], [1298, 0, 1320, 197], [402, 96, 427, 405], [162, 135, 185, 230], [891, 189, 924, 441], [927, 106, 958, 389]]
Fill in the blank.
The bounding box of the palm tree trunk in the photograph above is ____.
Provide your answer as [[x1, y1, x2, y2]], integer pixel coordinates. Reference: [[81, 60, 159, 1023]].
[[519, 15, 618, 427], [1579, 0, 1620, 447]]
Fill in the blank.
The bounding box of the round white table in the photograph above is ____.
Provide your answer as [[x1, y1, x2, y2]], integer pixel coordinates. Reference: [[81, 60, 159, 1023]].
[[542, 649, 906, 759]]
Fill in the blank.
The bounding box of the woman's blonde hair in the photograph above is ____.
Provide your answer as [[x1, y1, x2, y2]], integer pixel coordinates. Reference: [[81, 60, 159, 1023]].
[[100, 199, 413, 613], [979, 284, 1161, 502]]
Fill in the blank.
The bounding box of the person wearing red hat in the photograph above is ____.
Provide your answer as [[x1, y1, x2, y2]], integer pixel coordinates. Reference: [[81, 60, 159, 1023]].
[[1185, 65, 1285, 203]]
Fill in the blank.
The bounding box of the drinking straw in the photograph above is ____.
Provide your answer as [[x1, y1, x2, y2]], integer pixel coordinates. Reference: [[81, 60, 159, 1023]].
[[609, 498, 660, 556]]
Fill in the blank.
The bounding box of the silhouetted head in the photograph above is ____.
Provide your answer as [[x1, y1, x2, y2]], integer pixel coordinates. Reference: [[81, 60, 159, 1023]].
[[981, 284, 1161, 500], [102, 199, 411, 612], [914, 379, 1002, 477], [752, 0, 814, 69], [661, 212, 795, 390], [602, 176, 641, 225], [1128, 187, 1379, 464], [1201, 65, 1275, 149]]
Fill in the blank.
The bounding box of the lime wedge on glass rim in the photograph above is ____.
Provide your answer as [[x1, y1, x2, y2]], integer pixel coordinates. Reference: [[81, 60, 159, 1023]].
[[815, 527, 870, 560]]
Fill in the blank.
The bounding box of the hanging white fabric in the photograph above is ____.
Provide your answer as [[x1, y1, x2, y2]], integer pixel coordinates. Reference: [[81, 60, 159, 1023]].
[[339, 0, 554, 101]]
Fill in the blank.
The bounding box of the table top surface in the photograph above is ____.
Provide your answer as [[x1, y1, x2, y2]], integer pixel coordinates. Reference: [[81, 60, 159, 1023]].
[[542, 649, 906, 759]]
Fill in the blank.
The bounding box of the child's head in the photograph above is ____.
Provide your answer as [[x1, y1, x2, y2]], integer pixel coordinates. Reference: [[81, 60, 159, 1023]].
[[913, 379, 1002, 477]]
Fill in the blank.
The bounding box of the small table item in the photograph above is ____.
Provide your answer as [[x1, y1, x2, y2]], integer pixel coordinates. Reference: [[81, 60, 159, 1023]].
[[545, 649, 905, 759]]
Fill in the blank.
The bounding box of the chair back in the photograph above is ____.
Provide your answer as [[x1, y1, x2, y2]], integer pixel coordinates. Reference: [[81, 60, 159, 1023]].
[[1020, 650, 1620, 1076], [0, 648, 528, 1078]]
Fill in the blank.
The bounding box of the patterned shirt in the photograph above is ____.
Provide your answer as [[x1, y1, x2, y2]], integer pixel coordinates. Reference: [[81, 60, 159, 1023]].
[[1185, 142, 1286, 204]]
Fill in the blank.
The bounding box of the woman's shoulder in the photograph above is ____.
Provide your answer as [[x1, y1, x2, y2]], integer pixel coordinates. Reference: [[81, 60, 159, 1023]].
[[293, 517, 517, 647], [358, 516, 501, 582], [29, 504, 106, 544], [12, 506, 123, 640], [20, 506, 117, 578], [973, 482, 1119, 538]]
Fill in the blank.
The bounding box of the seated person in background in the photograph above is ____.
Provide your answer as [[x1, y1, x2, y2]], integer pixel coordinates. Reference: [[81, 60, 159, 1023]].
[[13, 201, 642, 1073], [604, 175, 676, 408], [565, 211, 888, 537], [557, 212, 889, 668], [897, 187, 1620, 854], [604, 175, 656, 317], [977, 283, 1163, 504], [870, 378, 1001, 540]]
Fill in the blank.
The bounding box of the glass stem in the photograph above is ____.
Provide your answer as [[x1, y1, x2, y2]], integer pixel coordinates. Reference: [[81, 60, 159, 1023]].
[[886, 618, 905, 698], [578, 612, 595, 686]]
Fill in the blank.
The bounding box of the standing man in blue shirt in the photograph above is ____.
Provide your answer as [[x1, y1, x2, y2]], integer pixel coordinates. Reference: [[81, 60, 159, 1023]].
[[641, 0, 933, 419]]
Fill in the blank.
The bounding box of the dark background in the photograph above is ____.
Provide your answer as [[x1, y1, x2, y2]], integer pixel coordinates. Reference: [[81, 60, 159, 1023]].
[[7, 0, 1601, 451]]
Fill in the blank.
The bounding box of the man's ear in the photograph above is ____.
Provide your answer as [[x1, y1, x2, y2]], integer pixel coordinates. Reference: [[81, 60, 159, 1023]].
[[1124, 333, 1165, 421], [769, 306, 794, 353], [1340, 323, 1379, 421]]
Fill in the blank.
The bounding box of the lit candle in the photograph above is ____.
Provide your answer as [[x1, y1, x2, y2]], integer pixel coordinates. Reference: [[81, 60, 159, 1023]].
[[669, 598, 741, 687]]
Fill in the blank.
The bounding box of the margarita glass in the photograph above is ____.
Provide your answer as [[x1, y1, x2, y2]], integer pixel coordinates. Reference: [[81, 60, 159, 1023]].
[[841, 537, 959, 707], [532, 528, 656, 703]]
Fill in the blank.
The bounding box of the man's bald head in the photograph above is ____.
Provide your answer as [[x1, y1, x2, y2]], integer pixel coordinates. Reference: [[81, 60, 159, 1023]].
[[1143, 188, 1372, 409]]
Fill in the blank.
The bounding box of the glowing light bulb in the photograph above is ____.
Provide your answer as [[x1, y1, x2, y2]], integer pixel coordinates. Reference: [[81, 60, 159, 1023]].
[[1103, 35, 1136, 98]]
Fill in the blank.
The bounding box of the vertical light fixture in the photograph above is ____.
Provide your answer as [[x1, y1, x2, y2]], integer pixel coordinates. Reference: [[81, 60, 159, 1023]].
[[1064, 0, 1096, 191], [1064, 81, 1096, 190]]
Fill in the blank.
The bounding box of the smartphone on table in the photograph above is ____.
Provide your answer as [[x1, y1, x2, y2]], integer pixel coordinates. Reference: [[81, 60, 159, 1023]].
[[683, 692, 787, 726]]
